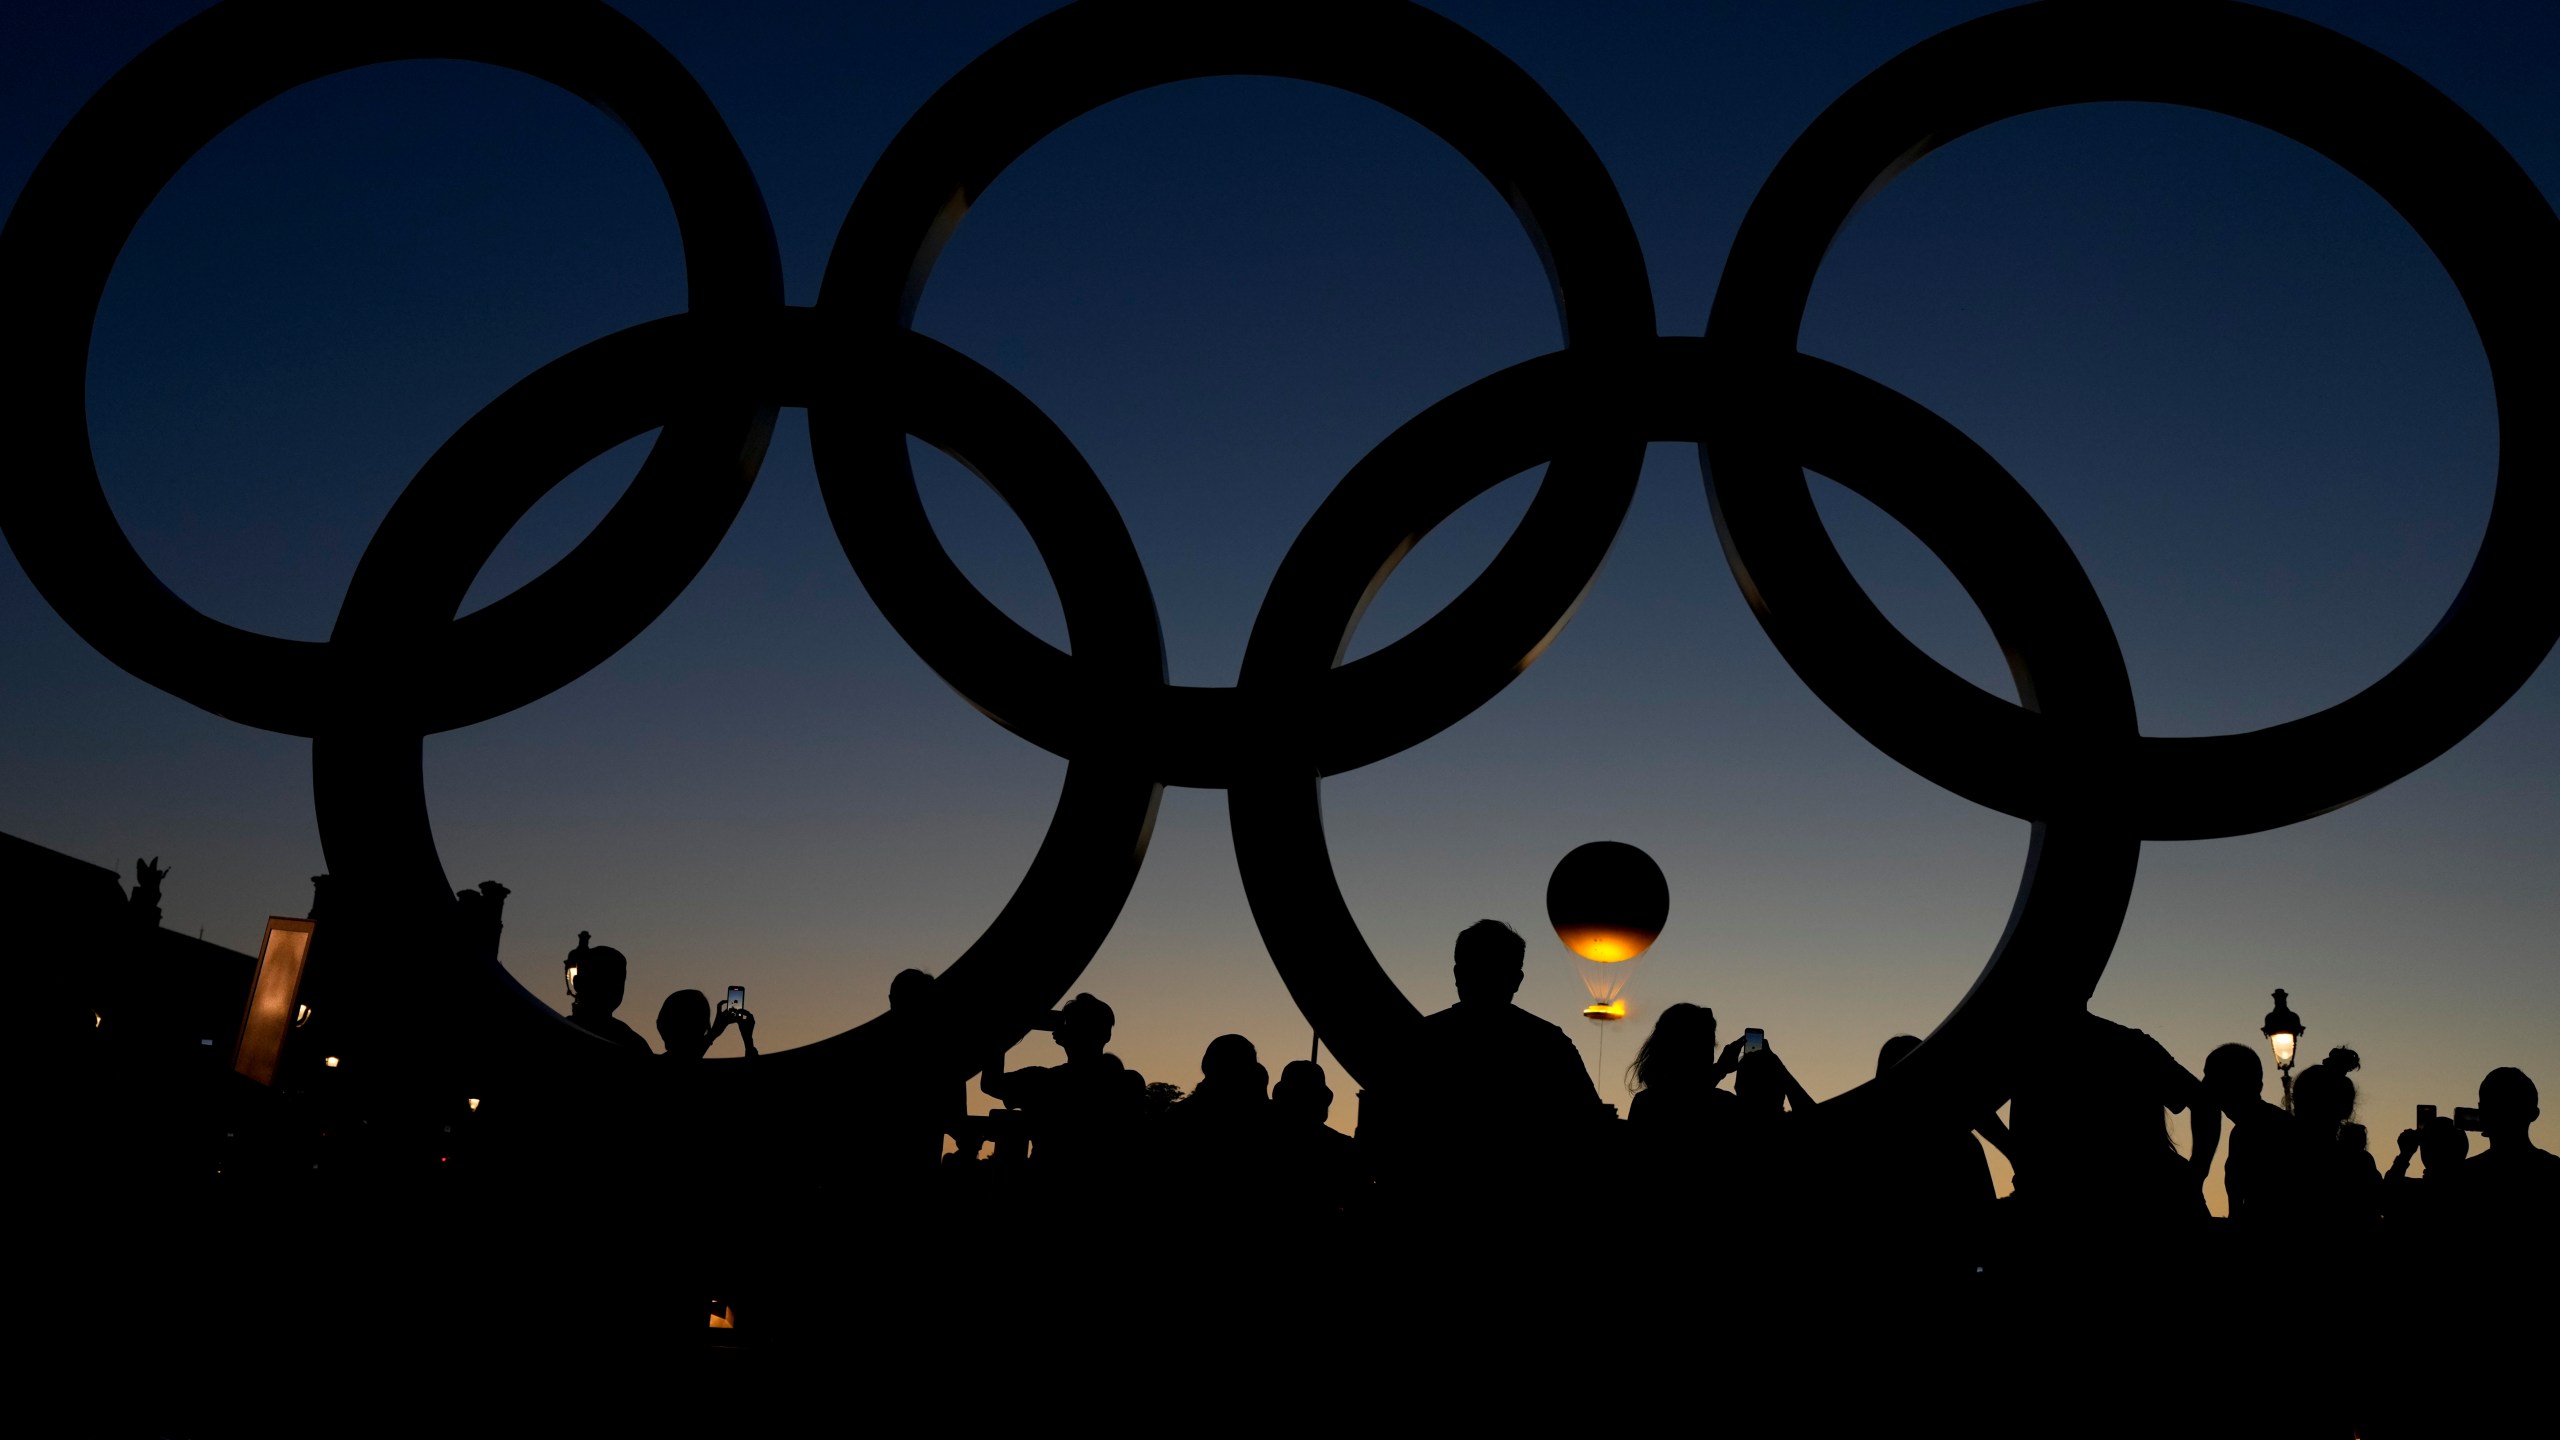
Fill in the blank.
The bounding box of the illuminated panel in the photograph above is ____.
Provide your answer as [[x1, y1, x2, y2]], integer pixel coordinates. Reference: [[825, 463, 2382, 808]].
[[232, 916, 315, 1085]]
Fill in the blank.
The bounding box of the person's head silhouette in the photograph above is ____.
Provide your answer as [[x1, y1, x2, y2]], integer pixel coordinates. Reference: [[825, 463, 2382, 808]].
[[2293, 1046, 2362, 1131], [1628, 1002, 1718, 1092], [2477, 1066, 2540, 1145], [656, 988, 711, 1058], [570, 941, 629, 1017], [1876, 1033, 1923, 1078], [1452, 919, 1526, 1006], [1275, 1060, 1335, 1126], [1202, 1033, 1258, 1083], [890, 967, 936, 1013], [2202, 1042, 2264, 1112], [1052, 992, 1114, 1061]]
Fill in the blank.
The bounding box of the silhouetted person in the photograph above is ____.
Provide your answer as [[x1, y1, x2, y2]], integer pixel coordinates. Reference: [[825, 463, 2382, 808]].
[[1620, 1003, 1745, 1240], [980, 992, 1147, 1182], [2009, 1009, 2218, 1232], [1862, 1034, 2010, 1274], [862, 968, 963, 1176], [2202, 1041, 2301, 1225], [2291, 1047, 2380, 1229], [1413, 918, 1608, 1128], [2460, 1066, 2560, 1233], [2381, 1116, 2468, 1227], [1389, 921, 1606, 1228], [562, 934, 649, 1053], [1623, 1002, 1743, 1140], [1166, 1035, 1280, 1227], [1270, 1058, 1363, 1230], [654, 988, 755, 1061]]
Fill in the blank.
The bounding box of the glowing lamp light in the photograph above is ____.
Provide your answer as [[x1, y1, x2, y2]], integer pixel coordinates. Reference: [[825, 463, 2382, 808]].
[[709, 1303, 736, 1331], [293, 1003, 313, 1028], [2261, 988, 2306, 1111], [1547, 840, 1670, 1026], [467, 1098, 481, 1112], [323, 1055, 340, 1068]]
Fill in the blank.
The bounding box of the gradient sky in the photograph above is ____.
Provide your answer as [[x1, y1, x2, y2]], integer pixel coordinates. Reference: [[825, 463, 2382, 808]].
[[5, 0, 2552, 1219]]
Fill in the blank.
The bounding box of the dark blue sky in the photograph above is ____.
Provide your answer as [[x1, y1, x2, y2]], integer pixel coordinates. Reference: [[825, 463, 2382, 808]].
[[4, 1, 2552, 1210]]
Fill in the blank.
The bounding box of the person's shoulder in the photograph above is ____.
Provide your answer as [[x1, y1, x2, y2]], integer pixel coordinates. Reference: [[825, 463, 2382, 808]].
[[1499, 1003, 1571, 1038]]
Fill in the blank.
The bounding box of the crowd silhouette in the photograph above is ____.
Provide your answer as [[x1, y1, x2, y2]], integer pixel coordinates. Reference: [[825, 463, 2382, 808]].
[[50, 904, 2556, 1434]]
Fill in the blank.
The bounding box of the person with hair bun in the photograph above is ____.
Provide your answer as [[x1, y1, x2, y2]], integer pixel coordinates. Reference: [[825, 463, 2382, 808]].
[[2290, 1045, 2381, 1228]]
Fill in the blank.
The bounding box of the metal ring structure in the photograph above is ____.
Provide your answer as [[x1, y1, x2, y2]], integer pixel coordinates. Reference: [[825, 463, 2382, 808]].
[[1231, 339, 2143, 1127], [1703, 0, 2560, 841], [3, 0, 2550, 1124], [0, 0, 783, 738], [812, 0, 1654, 789], [315, 309, 1168, 1077]]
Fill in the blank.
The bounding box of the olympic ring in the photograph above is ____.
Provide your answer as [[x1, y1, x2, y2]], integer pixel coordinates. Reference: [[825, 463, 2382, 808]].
[[1230, 341, 2143, 1126], [0, 0, 782, 737], [1703, 0, 2560, 841], [812, 0, 1652, 788], [4, 0, 2549, 1122]]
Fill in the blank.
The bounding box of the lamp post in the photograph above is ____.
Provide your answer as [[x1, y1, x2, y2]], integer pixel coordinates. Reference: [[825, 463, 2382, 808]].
[[2262, 988, 2304, 1114]]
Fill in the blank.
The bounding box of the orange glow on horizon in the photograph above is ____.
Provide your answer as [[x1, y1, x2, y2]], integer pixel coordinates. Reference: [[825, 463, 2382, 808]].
[[1555, 925, 1658, 963]]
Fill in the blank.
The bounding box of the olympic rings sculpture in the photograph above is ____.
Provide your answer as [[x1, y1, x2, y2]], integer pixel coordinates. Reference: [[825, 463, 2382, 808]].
[[5, 0, 2552, 1134]]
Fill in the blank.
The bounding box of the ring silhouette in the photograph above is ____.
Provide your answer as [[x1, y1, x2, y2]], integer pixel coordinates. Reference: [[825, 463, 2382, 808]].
[[3, 0, 2549, 1121]]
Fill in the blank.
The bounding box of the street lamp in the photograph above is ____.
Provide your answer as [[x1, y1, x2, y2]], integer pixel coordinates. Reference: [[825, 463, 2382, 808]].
[[2262, 988, 2304, 1113]]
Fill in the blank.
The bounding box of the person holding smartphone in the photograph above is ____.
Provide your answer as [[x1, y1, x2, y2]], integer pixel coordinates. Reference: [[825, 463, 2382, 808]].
[[652, 987, 757, 1062]]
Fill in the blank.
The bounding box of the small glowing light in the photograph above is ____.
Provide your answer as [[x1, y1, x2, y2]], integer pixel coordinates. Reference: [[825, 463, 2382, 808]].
[[708, 1303, 736, 1330], [467, 1098, 481, 1112], [1583, 1001, 1628, 1020], [93, 1011, 103, 1029], [293, 1003, 313, 1028], [2268, 1031, 2297, 1068], [324, 1056, 340, 1068]]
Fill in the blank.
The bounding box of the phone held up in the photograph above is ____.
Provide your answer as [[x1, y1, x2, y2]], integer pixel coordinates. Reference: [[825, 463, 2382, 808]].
[[1742, 1027, 1766, 1054], [723, 985, 746, 1018]]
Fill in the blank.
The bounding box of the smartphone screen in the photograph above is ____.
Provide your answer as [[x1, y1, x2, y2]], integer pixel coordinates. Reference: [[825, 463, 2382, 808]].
[[1742, 1027, 1765, 1053], [2417, 1103, 2437, 1128], [726, 985, 746, 1014]]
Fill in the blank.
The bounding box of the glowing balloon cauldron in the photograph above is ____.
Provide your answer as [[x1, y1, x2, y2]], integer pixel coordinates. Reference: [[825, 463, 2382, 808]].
[[1545, 841, 1669, 1025]]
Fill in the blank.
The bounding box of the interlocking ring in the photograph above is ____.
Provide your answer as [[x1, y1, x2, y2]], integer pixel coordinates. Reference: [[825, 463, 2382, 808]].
[[0, 0, 782, 738], [811, 0, 1652, 788], [5, 0, 2550, 1124], [1703, 0, 2560, 842]]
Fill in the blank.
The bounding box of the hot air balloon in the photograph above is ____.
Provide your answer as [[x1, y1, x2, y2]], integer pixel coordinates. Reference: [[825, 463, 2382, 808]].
[[1545, 840, 1670, 1039]]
